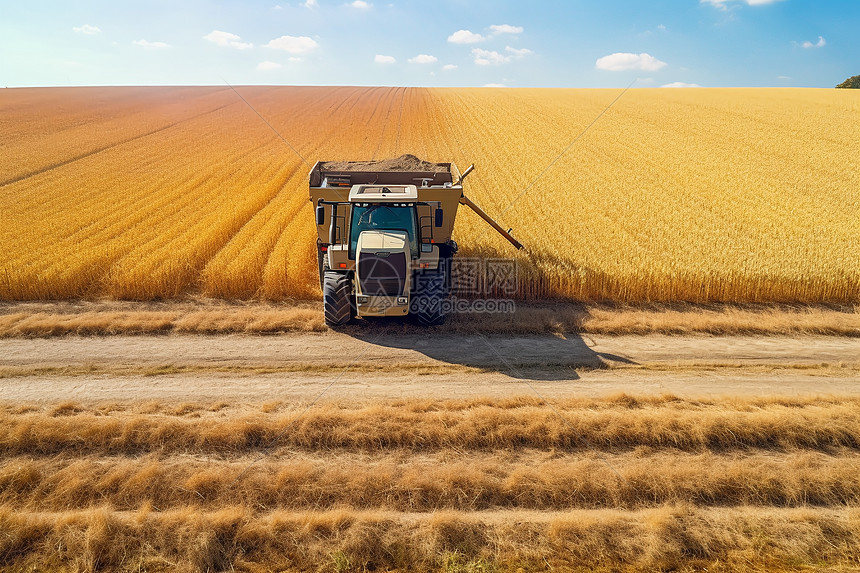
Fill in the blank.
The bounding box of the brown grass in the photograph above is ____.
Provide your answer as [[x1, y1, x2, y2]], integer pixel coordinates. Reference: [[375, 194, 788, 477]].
[[2, 451, 859, 512], [2, 506, 858, 572], [0, 300, 326, 337], [2, 395, 859, 456], [1, 299, 857, 337], [583, 303, 860, 336], [0, 362, 480, 379], [3, 396, 860, 572]]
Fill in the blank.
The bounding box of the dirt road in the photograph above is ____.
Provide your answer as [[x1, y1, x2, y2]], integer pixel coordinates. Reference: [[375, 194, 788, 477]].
[[1, 332, 857, 403]]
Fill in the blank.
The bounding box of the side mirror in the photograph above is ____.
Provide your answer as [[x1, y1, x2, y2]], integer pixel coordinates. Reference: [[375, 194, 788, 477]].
[[316, 205, 325, 226], [435, 208, 443, 227]]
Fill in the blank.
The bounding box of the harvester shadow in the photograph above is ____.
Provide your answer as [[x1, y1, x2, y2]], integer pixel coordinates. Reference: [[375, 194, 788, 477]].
[[335, 245, 641, 380], [340, 317, 638, 382]]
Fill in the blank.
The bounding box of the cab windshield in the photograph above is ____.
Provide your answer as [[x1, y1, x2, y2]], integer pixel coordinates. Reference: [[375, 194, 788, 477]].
[[349, 204, 418, 259]]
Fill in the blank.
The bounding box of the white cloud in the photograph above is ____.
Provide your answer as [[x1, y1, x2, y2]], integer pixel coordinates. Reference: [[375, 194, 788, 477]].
[[303, 0, 317, 6], [349, 0, 370, 7], [448, 29, 484, 44], [73, 24, 101, 35], [777, 75, 791, 80], [133, 39, 170, 49], [443, 64, 458, 70], [661, 82, 701, 88], [490, 24, 523, 35], [701, 0, 784, 9], [595, 52, 667, 71], [801, 36, 826, 48], [266, 35, 319, 53], [484, 83, 506, 88], [657, 24, 667, 31], [408, 54, 437, 64], [505, 46, 532, 57], [472, 48, 509, 65], [375, 54, 396, 64], [257, 61, 282, 71], [203, 30, 253, 49], [289, 57, 303, 62]]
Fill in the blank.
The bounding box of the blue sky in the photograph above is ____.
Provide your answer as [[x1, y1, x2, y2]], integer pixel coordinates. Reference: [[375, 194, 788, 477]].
[[1, 0, 856, 88]]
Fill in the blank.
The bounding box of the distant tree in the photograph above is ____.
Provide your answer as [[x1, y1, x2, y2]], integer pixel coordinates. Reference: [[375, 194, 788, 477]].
[[836, 75, 860, 88]]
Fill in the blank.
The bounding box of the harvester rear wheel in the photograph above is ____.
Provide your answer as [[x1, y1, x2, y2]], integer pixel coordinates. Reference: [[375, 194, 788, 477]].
[[323, 271, 353, 326]]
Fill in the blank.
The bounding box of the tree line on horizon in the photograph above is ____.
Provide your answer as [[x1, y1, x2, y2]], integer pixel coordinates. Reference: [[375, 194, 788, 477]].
[[836, 75, 860, 88]]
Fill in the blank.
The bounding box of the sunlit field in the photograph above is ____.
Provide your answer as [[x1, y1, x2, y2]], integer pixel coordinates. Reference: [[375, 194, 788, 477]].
[[1, 86, 857, 303]]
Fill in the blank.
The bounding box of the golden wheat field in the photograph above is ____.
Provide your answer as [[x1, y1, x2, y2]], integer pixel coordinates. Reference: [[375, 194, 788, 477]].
[[1, 86, 858, 303]]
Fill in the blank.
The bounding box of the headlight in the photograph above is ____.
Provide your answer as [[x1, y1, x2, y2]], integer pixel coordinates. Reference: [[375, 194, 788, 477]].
[[356, 295, 369, 304], [396, 296, 408, 305]]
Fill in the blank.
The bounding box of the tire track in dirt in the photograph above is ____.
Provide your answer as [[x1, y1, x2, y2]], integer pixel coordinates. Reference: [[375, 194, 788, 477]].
[[1, 333, 857, 403]]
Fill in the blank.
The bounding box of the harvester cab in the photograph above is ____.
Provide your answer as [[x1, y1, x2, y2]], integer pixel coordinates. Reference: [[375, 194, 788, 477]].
[[309, 155, 521, 326]]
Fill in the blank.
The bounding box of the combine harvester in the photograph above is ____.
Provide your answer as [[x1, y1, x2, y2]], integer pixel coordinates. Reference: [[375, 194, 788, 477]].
[[309, 155, 522, 326]]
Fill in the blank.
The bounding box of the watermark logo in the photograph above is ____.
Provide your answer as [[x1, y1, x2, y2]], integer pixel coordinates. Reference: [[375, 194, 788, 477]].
[[450, 258, 518, 296], [412, 257, 518, 315], [357, 257, 519, 314], [410, 295, 516, 315]]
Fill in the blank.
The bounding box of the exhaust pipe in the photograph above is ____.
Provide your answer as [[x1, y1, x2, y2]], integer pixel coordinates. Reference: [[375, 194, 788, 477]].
[[328, 203, 338, 245]]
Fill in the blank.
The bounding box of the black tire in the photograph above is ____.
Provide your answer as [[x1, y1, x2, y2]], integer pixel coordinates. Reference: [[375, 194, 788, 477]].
[[323, 271, 352, 326], [437, 248, 454, 296], [411, 269, 446, 326]]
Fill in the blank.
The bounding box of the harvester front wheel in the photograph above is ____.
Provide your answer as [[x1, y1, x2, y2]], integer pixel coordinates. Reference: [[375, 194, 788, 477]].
[[412, 270, 446, 326], [323, 271, 353, 326]]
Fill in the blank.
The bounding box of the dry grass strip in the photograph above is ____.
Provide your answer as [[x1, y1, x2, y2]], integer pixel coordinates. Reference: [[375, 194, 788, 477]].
[[1, 300, 857, 337], [1, 506, 858, 572]]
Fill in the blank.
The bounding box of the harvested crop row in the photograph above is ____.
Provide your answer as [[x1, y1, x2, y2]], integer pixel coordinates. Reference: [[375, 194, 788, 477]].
[[2, 396, 858, 456], [3, 451, 859, 512], [1, 300, 858, 338], [1, 300, 858, 337], [2, 506, 858, 573], [4, 396, 859, 571]]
